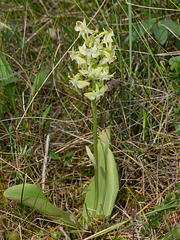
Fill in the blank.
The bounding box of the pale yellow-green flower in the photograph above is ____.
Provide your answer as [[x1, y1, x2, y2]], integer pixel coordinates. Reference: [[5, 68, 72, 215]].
[[69, 19, 116, 101], [75, 19, 94, 40], [69, 73, 90, 89], [84, 85, 106, 100]]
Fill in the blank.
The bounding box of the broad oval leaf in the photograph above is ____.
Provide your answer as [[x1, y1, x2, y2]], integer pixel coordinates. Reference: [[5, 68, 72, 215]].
[[4, 184, 80, 228], [96, 140, 119, 216]]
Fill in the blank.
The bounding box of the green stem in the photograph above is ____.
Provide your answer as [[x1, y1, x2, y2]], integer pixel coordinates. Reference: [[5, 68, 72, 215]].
[[91, 99, 98, 211], [91, 100, 97, 161]]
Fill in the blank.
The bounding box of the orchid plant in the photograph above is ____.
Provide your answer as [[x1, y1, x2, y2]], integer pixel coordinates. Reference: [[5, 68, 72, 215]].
[[69, 19, 119, 226], [4, 19, 119, 231]]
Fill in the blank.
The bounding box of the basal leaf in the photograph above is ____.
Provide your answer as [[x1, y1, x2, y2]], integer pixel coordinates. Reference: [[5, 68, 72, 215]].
[[83, 126, 119, 226], [83, 177, 96, 226], [96, 139, 119, 216], [4, 184, 80, 228]]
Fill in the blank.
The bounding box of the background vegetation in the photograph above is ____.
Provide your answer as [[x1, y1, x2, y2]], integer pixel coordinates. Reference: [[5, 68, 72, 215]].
[[0, 0, 179, 239]]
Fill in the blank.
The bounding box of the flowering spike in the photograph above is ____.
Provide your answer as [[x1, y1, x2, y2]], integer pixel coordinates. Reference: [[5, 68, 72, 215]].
[[69, 19, 116, 102]]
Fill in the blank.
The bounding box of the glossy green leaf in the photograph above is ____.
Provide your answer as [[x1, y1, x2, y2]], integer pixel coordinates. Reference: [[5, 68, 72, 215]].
[[96, 139, 119, 216], [83, 177, 96, 224], [4, 184, 80, 228]]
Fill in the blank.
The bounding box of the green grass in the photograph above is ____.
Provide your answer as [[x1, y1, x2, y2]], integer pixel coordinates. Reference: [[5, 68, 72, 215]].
[[0, 0, 180, 239]]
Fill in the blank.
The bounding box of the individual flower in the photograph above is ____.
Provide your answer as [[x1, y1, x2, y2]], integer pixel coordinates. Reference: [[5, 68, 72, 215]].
[[69, 73, 90, 89], [79, 43, 101, 60], [98, 69, 114, 80], [89, 67, 103, 79], [75, 19, 94, 40], [94, 37, 104, 50], [79, 65, 114, 81], [69, 47, 86, 65], [69, 47, 77, 60], [103, 29, 114, 44], [79, 67, 103, 79], [84, 85, 106, 101], [99, 49, 117, 65]]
